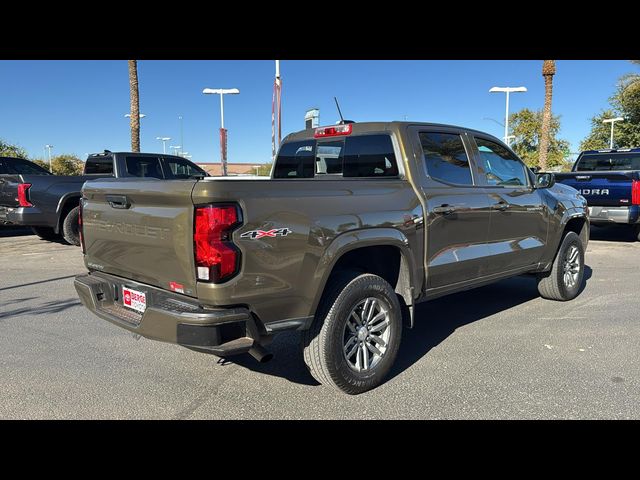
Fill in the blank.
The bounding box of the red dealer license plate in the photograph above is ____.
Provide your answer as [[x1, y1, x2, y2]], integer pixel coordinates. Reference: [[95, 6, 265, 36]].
[[122, 286, 147, 314]]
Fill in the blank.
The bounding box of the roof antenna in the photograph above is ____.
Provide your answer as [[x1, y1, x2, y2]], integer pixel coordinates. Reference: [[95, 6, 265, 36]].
[[334, 97, 344, 124], [334, 97, 354, 125]]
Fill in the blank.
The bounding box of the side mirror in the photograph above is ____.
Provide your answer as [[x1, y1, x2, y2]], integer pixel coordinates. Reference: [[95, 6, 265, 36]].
[[535, 172, 555, 189]]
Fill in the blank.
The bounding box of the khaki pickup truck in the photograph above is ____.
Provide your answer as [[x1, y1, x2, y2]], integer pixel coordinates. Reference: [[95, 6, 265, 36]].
[[75, 121, 589, 394]]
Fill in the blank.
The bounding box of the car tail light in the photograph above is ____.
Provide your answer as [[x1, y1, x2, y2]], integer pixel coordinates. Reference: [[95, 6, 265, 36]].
[[194, 204, 242, 283], [314, 124, 352, 138], [632, 180, 640, 206], [17, 183, 33, 207], [79, 200, 85, 254]]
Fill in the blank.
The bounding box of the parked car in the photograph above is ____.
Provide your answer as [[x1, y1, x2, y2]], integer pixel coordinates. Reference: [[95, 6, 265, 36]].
[[74, 122, 589, 394], [555, 148, 640, 241], [0, 152, 208, 245]]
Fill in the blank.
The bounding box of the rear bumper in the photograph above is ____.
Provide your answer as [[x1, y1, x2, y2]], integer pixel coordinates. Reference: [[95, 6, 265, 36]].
[[0, 205, 53, 227], [588, 206, 640, 225], [74, 271, 266, 356]]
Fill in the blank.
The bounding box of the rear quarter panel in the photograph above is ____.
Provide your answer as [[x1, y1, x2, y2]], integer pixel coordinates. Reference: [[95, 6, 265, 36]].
[[192, 178, 423, 327]]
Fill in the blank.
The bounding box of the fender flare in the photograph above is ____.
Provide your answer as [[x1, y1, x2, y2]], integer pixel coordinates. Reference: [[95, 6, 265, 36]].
[[55, 192, 81, 233], [309, 227, 419, 326]]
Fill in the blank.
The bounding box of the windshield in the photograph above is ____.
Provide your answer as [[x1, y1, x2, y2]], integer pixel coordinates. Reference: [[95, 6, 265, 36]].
[[575, 152, 640, 171]]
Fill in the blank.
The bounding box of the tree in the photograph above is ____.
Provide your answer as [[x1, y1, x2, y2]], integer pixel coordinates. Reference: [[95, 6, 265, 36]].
[[509, 108, 570, 169], [0, 139, 28, 158], [128, 60, 141, 152], [32, 158, 51, 171], [538, 60, 556, 170], [50, 154, 84, 175], [581, 61, 640, 150]]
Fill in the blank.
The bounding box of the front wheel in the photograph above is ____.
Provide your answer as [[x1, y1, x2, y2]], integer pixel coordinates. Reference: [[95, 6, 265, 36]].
[[537, 231, 585, 301], [302, 273, 403, 395]]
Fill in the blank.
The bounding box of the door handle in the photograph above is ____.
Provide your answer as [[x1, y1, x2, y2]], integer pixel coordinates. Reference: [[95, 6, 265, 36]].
[[106, 195, 131, 209], [433, 205, 457, 215], [491, 202, 510, 211]]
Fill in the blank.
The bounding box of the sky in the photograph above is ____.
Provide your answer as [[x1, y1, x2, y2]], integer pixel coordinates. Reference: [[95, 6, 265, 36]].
[[0, 60, 636, 164]]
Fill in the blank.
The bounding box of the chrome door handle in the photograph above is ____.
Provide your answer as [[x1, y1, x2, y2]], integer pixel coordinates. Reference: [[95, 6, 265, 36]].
[[106, 195, 131, 209], [433, 205, 457, 215], [492, 202, 510, 211]]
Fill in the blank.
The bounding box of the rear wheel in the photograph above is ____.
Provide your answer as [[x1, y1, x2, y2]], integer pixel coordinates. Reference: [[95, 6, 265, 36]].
[[537, 231, 585, 301], [302, 272, 403, 395], [31, 226, 60, 241], [62, 206, 81, 246]]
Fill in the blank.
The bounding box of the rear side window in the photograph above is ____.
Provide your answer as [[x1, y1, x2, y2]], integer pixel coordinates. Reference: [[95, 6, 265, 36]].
[[5, 158, 52, 175], [420, 132, 473, 185], [273, 141, 316, 178], [575, 152, 640, 171], [343, 135, 398, 178], [164, 157, 207, 178], [125, 156, 164, 179], [85, 156, 114, 174]]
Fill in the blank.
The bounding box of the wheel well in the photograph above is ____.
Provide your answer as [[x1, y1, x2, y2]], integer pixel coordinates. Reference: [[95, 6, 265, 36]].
[[57, 196, 80, 233], [326, 245, 413, 327], [564, 216, 589, 248]]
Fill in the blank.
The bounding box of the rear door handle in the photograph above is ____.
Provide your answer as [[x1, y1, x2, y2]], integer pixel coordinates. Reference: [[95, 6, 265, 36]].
[[106, 195, 131, 209], [491, 202, 510, 211], [433, 205, 457, 215]]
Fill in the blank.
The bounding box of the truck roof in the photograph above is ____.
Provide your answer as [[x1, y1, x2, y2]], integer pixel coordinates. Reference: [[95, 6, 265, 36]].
[[283, 121, 501, 143], [87, 151, 190, 160], [581, 148, 640, 154]]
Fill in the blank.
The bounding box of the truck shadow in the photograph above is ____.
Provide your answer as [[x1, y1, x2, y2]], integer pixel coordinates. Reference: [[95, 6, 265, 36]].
[[228, 265, 592, 388], [589, 225, 637, 243], [0, 226, 32, 237]]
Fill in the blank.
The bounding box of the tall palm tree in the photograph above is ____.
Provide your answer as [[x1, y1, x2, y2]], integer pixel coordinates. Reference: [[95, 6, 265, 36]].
[[128, 60, 141, 152], [538, 60, 556, 171]]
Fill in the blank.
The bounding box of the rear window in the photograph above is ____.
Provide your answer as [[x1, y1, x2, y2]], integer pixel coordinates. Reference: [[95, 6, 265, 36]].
[[85, 156, 114, 174], [273, 134, 398, 179], [125, 156, 164, 179], [420, 132, 472, 185], [575, 152, 640, 171]]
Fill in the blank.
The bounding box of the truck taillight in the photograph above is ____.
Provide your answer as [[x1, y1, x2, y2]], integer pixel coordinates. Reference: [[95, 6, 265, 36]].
[[194, 204, 242, 283], [632, 180, 640, 206], [17, 183, 32, 207], [79, 200, 85, 254], [314, 124, 352, 138]]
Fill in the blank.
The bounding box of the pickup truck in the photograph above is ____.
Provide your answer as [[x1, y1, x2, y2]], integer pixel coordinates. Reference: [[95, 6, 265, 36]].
[[0, 152, 208, 245], [555, 148, 640, 241], [74, 121, 589, 394]]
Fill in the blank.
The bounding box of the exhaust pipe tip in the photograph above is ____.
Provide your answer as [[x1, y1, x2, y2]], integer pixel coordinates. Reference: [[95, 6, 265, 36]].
[[249, 345, 273, 363]]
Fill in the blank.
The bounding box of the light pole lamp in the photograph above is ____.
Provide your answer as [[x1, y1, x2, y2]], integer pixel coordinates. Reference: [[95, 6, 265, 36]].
[[124, 113, 146, 119], [602, 117, 625, 149], [489, 86, 527, 146], [203, 88, 240, 176], [156, 137, 171, 154], [170, 145, 181, 156]]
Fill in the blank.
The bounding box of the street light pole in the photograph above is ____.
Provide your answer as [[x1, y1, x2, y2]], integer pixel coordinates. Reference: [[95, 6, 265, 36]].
[[489, 86, 527, 146], [203, 88, 240, 176], [602, 117, 625, 149], [179, 115, 184, 154], [156, 137, 171, 154], [44, 144, 53, 172]]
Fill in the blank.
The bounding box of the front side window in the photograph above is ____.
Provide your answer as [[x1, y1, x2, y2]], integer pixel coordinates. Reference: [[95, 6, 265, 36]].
[[273, 140, 316, 178], [125, 156, 164, 179], [164, 157, 207, 178], [420, 132, 473, 185], [474, 137, 528, 187]]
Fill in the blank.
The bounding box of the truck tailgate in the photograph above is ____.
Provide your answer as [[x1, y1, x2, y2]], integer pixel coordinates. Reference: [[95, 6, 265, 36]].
[[82, 178, 199, 297], [0, 174, 24, 207], [555, 171, 637, 207]]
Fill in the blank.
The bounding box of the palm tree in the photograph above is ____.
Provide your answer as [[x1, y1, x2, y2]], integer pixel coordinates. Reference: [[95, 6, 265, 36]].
[[128, 60, 141, 152], [538, 60, 556, 171]]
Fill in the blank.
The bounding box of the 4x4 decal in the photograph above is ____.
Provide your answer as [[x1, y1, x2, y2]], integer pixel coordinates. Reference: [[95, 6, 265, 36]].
[[240, 228, 292, 240]]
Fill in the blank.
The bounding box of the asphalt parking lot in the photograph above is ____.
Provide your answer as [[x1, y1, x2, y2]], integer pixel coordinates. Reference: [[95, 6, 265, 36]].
[[1, 225, 639, 419]]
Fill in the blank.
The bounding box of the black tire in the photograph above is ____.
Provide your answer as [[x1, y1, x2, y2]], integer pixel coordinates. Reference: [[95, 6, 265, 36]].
[[302, 272, 403, 395], [62, 206, 81, 246], [536, 231, 585, 301], [31, 226, 59, 241], [633, 225, 640, 242]]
